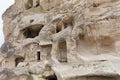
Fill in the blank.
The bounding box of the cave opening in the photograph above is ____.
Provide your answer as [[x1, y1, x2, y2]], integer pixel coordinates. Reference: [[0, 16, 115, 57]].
[[56, 25, 62, 33], [25, 0, 33, 9], [37, 51, 41, 61], [56, 22, 62, 33], [15, 57, 25, 67], [22, 24, 44, 38], [46, 74, 58, 80], [34, 0, 40, 7]]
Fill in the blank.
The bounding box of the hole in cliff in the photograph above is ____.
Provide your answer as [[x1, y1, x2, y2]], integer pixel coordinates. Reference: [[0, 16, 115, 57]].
[[56, 27, 61, 33], [30, 19, 34, 23], [56, 23, 62, 33], [15, 57, 25, 67], [46, 74, 58, 80], [93, 3, 99, 7], [35, 0, 39, 7], [79, 34, 84, 40], [25, 0, 33, 9], [37, 51, 41, 61], [22, 24, 44, 38]]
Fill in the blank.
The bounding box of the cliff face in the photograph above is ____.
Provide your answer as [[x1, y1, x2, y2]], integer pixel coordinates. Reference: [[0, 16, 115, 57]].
[[1, 0, 120, 80]]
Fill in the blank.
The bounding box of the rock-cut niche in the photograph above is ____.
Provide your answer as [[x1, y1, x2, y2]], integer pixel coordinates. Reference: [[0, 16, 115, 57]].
[[58, 39, 67, 62], [46, 74, 58, 80], [37, 51, 41, 61], [25, 0, 40, 9], [22, 24, 44, 38], [15, 57, 25, 67]]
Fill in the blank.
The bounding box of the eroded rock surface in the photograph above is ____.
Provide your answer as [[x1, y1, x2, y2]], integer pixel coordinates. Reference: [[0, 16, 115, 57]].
[[1, 0, 120, 80]]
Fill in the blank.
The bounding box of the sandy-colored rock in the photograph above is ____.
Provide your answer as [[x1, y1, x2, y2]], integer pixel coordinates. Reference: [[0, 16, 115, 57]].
[[1, 0, 120, 80], [0, 69, 29, 80]]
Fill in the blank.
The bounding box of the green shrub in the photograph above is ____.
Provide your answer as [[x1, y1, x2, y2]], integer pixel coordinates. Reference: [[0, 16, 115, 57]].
[[28, 75, 33, 80]]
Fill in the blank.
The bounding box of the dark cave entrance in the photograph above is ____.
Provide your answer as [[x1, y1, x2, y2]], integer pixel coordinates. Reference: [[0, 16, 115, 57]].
[[46, 74, 58, 80], [25, 0, 40, 9], [15, 57, 25, 67], [25, 0, 33, 9], [22, 24, 44, 38], [37, 51, 41, 61]]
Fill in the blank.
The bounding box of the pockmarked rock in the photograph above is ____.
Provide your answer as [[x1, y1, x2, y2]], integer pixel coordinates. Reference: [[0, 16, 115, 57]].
[[1, 0, 120, 80]]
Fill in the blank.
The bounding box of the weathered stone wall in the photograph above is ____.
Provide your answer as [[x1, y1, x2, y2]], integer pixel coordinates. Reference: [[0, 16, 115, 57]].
[[1, 0, 120, 80]]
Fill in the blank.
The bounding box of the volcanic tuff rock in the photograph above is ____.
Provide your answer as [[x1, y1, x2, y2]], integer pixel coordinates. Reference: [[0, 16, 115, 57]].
[[1, 0, 120, 80]]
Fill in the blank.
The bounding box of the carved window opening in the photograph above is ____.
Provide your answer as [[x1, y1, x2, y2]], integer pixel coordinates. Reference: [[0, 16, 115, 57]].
[[25, 0, 33, 9], [56, 27, 61, 33], [93, 3, 99, 7], [15, 57, 25, 67], [56, 25, 62, 33], [35, 0, 40, 7], [64, 23, 68, 29], [58, 39, 67, 62], [25, 0, 40, 9], [46, 74, 58, 80], [22, 24, 44, 38], [37, 51, 41, 61], [30, 19, 34, 23]]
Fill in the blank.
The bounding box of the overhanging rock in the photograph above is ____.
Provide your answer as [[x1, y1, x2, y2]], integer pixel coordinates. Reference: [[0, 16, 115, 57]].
[[52, 61, 120, 80]]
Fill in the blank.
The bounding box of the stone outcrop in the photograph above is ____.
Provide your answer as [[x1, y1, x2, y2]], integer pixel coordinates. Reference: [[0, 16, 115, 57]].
[[1, 0, 120, 80]]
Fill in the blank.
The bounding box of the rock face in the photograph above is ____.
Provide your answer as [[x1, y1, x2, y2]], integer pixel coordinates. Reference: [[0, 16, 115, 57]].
[[1, 0, 120, 80]]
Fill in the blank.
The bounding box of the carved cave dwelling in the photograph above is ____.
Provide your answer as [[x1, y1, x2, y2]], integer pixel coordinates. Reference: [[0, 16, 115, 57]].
[[1, 0, 120, 80]]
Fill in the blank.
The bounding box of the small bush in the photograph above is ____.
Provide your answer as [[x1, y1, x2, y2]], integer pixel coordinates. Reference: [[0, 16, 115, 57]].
[[28, 75, 33, 80]]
